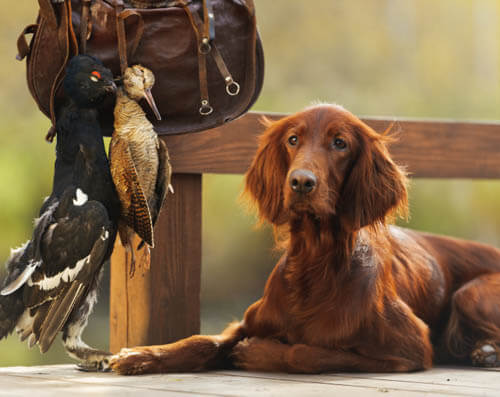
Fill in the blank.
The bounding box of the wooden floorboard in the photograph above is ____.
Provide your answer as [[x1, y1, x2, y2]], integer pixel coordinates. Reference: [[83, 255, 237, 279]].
[[1, 365, 499, 396]]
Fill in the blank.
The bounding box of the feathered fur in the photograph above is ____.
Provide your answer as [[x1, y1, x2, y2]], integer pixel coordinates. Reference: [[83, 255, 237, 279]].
[[110, 104, 500, 375]]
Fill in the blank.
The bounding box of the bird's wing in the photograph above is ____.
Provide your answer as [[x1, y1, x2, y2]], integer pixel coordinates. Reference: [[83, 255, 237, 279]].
[[37, 282, 85, 353], [151, 139, 173, 227], [0, 200, 58, 296], [22, 188, 113, 352], [36, 225, 111, 353], [110, 136, 154, 246]]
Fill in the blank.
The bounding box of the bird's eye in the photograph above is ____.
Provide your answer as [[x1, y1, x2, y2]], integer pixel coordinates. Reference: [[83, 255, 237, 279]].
[[288, 135, 298, 146], [333, 137, 347, 150], [89, 70, 101, 82]]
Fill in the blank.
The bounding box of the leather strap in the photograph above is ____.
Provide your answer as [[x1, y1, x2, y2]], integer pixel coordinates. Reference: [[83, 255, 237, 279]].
[[80, 0, 92, 54], [16, 24, 38, 61], [47, 0, 78, 141], [181, 1, 212, 115], [187, 2, 240, 100], [38, 0, 58, 28], [114, 0, 128, 74], [211, 43, 240, 96], [114, 0, 144, 75], [119, 9, 145, 60]]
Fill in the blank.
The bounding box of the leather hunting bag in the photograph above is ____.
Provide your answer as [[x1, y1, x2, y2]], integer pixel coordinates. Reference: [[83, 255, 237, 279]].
[[17, 0, 264, 137]]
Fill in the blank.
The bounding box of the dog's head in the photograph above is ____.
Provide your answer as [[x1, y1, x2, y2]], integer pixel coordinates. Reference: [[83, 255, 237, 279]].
[[244, 104, 408, 231]]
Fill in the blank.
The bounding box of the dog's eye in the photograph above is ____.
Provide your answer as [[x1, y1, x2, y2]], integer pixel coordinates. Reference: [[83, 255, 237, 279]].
[[333, 138, 347, 150], [288, 135, 299, 146]]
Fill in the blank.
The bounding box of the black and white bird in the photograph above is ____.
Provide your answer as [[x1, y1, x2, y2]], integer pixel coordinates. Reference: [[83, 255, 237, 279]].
[[0, 55, 119, 371]]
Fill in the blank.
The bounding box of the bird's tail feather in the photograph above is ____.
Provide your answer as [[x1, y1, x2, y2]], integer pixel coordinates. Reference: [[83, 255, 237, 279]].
[[0, 289, 24, 340], [38, 282, 85, 353]]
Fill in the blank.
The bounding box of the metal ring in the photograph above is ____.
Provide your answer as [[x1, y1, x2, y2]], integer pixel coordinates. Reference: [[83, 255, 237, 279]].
[[226, 80, 240, 96], [199, 38, 211, 54], [199, 100, 213, 116]]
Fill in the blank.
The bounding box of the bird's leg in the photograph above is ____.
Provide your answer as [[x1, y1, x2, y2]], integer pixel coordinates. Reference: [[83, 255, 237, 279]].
[[62, 280, 111, 372], [119, 228, 136, 278], [64, 329, 112, 372], [126, 243, 137, 278], [139, 244, 151, 271]]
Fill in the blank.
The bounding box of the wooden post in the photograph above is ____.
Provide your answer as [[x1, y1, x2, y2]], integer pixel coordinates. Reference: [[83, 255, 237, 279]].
[[110, 173, 202, 352]]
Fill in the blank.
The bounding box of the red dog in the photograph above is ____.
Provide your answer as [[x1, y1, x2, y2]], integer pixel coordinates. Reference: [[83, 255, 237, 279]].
[[110, 104, 500, 374]]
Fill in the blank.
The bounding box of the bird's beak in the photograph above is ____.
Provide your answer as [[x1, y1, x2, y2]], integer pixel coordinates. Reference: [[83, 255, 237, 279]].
[[144, 88, 162, 121], [105, 80, 117, 93]]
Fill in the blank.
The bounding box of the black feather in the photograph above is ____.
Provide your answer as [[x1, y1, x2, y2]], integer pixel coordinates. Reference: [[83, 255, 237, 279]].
[[0, 55, 119, 366]]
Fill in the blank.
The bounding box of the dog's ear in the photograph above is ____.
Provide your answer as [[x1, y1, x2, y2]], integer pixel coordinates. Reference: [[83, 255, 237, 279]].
[[339, 123, 408, 231], [244, 118, 290, 225]]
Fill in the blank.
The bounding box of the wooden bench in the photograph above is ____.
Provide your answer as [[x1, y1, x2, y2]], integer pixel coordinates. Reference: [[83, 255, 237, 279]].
[[108, 111, 500, 352]]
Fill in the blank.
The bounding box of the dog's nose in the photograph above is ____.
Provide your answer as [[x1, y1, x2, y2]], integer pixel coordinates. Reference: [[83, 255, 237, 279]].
[[289, 169, 317, 194]]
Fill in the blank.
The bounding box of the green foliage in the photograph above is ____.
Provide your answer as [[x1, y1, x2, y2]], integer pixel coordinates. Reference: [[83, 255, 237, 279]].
[[2, 0, 500, 365]]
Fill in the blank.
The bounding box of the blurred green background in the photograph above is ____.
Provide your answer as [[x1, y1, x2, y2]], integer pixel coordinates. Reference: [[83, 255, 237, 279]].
[[1, 0, 500, 366]]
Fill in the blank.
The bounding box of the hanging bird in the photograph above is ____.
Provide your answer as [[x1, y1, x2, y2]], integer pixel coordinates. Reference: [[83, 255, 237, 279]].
[[110, 64, 173, 276], [0, 55, 119, 371]]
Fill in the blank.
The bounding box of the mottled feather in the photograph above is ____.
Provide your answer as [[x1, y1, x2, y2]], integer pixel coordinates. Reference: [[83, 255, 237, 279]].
[[110, 136, 154, 246], [110, 65, 173, 263]]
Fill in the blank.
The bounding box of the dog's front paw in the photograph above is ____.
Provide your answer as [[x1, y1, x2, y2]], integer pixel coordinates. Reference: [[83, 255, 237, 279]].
[[471, 340, 500, 367], [109, 347, 159, 375], [231, 337, 286, 371]]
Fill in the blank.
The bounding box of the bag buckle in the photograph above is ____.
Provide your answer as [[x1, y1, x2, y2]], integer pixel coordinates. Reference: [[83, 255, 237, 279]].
[[225, 77, 240, 96], [199, 100, 213, 116]]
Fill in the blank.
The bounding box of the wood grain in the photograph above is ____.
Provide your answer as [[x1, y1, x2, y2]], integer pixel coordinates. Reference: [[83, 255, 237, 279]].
[[164, 112, 500, 178], [3, 365, 500, 396], [110, 174, 202, 351]]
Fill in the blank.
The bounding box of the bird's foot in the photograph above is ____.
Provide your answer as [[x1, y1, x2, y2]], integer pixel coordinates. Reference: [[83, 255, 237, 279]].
[[77, 354, 112, 372], [66, 342, 113, 372]]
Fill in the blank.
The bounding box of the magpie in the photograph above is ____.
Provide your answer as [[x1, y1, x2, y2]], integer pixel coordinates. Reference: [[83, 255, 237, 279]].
[[110, 65, 173, 276], [0, 55, 119, 371]]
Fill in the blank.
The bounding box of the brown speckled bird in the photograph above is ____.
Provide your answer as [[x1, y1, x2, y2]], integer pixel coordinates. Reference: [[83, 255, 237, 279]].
[[110, 65, 173, 276]]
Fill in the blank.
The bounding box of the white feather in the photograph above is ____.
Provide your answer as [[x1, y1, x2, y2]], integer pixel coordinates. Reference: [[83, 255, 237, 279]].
[[1, 259, 41, 296], [27, 255, 89, 291], [73, 189, 88, 207]]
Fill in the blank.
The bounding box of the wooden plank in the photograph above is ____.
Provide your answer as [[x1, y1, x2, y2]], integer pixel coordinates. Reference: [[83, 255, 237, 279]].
[[110, 174, 202, 352], [1, 365, 500, 397], [163, 112, 500, 178]]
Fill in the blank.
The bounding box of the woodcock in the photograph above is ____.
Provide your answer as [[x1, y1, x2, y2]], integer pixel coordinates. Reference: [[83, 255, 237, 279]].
[[110, 65, 173, 276]]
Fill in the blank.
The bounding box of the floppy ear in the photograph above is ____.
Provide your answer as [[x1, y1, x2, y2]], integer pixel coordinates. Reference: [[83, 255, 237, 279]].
[[244, 118, 290, 225], [339, 125, 408, 231]]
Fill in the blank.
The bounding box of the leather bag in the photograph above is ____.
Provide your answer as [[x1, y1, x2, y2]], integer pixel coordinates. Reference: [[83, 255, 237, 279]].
[[17, 0, 264, 137]]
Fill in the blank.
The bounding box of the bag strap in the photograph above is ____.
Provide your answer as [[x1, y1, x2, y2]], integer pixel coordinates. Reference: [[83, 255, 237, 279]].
[[80, 0, 92, 54], [181, 1, 212, 115], [38, 0, 59, 28], [16, 24, 38, 61], [47, 0, 79, 142], [114, 0, 145, 75], [182, 0, 240, 115]]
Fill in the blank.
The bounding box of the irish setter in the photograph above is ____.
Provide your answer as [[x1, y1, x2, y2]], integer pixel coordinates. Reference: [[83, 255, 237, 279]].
[[110, 104, 500, 374]]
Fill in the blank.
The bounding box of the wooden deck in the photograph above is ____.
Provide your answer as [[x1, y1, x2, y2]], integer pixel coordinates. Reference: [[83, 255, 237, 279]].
[[1, 365, 499, 396]]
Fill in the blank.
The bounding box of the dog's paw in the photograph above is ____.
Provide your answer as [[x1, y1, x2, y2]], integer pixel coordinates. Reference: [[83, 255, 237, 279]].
[[231, 337, 285, 371], [471, 340, 500, 367], [109, 347, 158, 375]]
